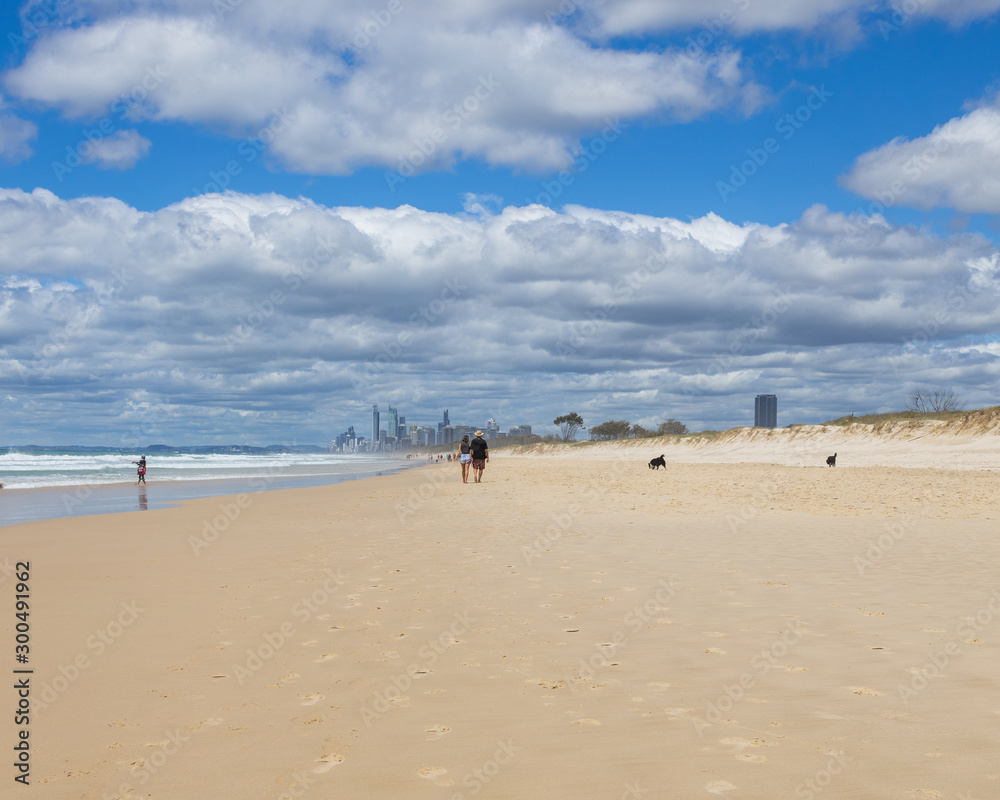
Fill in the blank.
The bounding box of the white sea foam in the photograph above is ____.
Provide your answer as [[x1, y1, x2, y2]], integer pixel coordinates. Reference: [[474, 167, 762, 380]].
[[0, 450, 391, 489]]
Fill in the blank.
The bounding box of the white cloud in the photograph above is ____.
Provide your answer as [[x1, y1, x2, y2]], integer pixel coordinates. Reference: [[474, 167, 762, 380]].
[[840, 100, 1000, 214], [80, 129, 152, 169], [585, 0, 1000, 36], [3, 5, 765, 176], [0, 96, 36, 163], [0, 189, 998, 441]]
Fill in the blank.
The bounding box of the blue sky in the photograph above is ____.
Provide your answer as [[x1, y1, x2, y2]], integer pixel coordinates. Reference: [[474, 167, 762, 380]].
[[1, 0, 999, 445]]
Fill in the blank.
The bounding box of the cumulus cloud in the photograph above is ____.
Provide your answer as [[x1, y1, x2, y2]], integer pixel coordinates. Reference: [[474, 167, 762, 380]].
[[840, 99, 1000, 214], [77, 129, 152, 169], [2, 3, 766, 176], [585, 0, 1000, 36], [0, 96, 36, 163], [0, 189, 998, 442]]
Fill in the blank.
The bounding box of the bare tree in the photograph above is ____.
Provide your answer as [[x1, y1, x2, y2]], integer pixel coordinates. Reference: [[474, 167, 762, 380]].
[[904, 386, 965, 413]]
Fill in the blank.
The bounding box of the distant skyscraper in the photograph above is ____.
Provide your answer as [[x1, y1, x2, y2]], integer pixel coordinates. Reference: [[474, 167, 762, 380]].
[[755, 394, 777, 428], [372, 404, 380, 443], [387, 405, 398, 441]]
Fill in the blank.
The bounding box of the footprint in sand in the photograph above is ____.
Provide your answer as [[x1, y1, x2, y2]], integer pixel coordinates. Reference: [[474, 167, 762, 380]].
[[704, 648, 727, 655], [301, 694, 324, 706], [849, 686, 882, 696], [704, 631, 727, 638], [188, 718, 224, 731], [300, 640, 319, 647], [734, 753, 766, 763], [425, 725, 452, 739], [314, 653, 338, 663], [418, 766, 454, 786], [707, 780, 737, 794], [312, 753, 344, 773], [573, 718, 601, 726]]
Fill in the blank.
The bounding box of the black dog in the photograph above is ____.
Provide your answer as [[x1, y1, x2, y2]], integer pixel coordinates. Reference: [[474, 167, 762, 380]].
[[648, 455, 666, 470], [826, 453, 837, 467]]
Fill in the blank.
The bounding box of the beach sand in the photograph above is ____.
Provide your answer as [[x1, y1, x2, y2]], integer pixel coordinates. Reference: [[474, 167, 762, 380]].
[[3, 450, 1000, 799]]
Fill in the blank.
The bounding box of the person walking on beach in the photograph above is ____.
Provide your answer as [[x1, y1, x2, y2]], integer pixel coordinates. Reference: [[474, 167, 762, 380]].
[[458, 435, 472, 483], [132, 456, 147, 485], [470, 430, 488, 483]]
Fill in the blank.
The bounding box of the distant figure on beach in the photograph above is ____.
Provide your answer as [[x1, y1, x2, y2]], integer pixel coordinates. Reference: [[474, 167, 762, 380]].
[[458, 435, 472, 483], [826, 453, 837, 467], [470, 430, 489, 483], [132, 456, 147, 484]]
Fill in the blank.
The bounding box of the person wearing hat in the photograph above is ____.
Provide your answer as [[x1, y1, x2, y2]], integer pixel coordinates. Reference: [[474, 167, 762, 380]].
[[132, 456, 147, 485], [469, 430, 489, 483]]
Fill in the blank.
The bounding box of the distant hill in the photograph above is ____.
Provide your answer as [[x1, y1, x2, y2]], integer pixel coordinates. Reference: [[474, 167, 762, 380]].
[[1, 443, 330, 454]]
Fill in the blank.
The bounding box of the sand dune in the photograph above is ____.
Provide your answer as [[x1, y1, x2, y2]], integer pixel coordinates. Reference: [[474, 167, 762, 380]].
[[507, 408, 1000, 470]]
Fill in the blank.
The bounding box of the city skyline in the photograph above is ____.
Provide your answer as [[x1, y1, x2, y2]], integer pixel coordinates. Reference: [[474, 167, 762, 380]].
[[331, 405, 529, 452]]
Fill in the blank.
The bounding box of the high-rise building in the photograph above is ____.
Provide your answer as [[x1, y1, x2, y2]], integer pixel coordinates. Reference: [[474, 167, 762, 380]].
[[754, 394, 777, 428], [372, 404, 380, 443], [387, 405, 398, 442], [486, 418, 500, 437]]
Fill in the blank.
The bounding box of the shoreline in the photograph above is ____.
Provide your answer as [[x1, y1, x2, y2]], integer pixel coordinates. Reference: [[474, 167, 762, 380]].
[[0, 462, 419, 528]]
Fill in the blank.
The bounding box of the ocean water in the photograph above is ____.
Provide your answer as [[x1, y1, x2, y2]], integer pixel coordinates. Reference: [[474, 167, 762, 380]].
[[0, 449, 394, 490], [0, 449, 416, 527]]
